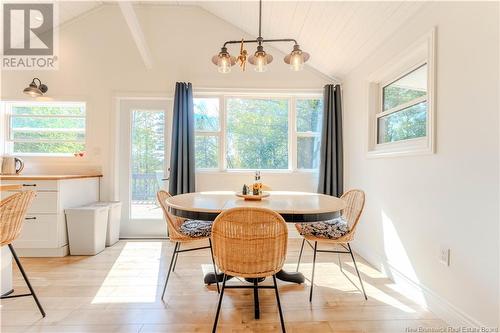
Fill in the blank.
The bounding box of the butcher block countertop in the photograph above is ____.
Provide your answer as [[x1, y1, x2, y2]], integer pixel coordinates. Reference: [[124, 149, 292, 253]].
[[0, 174, 103, 180]]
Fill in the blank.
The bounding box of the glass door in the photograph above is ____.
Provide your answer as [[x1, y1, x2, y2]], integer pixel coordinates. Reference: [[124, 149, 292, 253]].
[[119, 99, 172, 238]]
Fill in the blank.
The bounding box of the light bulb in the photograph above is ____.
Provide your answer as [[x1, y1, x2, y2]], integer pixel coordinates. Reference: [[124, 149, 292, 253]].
[[254, 54, 268, 72], [290, 52, 304, 71], [217, 55, 231, 73]]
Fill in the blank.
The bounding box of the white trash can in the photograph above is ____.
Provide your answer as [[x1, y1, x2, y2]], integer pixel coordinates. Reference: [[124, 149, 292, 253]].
[[65, 205, 109, 255], [94, 201, 122, 247]]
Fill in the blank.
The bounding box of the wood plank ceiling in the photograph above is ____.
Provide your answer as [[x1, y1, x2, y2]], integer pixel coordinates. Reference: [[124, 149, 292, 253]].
[[53, 1, 426, 80], [196, 1, 427, 79]]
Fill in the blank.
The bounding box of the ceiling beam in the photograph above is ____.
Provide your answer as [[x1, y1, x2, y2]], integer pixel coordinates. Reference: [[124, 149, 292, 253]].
[[119, 2, 153, 70]]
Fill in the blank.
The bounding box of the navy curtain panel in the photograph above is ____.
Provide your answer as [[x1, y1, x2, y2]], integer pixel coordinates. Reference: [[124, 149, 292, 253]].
[[169, 82, 195, 195], [318, 84, 343, 197]]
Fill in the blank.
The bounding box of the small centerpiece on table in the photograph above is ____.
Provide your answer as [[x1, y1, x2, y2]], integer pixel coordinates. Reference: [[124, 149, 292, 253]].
[[236, 171, 270, 201]]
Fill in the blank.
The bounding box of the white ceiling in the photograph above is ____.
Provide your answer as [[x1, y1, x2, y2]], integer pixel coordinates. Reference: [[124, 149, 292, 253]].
[[57, 1, 103, 26], [53, 1, 427, 79], [196, 1, 427, 79]]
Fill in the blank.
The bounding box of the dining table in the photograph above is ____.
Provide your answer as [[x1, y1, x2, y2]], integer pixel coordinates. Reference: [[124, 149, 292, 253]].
[[165, 190, 346, 284]]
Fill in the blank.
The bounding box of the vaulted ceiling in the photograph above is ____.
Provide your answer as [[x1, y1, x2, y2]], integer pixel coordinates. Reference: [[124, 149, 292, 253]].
[[54, 1, 428, 80]]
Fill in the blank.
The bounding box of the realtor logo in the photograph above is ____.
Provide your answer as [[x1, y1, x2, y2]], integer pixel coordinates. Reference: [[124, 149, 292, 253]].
[[2, 3, 59, 70]]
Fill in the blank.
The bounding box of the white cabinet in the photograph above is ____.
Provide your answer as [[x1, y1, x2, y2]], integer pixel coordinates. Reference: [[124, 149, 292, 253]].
[[1, 176, 101, 257]]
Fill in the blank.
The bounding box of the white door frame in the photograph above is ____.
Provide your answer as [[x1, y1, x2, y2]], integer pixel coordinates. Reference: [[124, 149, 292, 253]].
[[115, 97, 173, 238]]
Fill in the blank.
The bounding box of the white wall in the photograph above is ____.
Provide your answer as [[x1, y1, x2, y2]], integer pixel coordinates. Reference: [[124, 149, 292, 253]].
[[343, 2, 499, 327], [0, 4, 329, 198]]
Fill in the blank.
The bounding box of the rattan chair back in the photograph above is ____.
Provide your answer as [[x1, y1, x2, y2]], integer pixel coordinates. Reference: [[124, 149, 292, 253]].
[[156, 190, 191, 242], [340, 189, 365, 230], [211, 207, 288, 278], [1, 191, 36, 246]]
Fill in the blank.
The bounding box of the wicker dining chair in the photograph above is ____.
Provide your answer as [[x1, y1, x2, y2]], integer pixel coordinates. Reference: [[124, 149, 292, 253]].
[[211, 207, 288, 333], [0, 191, 45, 317], [295, 189, 367, 302], [156, 190, 219, 299]]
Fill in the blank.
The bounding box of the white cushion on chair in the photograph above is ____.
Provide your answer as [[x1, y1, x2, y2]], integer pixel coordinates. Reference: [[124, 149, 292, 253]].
[[179, 220, 212, 238], [297, 217, 349, 239]]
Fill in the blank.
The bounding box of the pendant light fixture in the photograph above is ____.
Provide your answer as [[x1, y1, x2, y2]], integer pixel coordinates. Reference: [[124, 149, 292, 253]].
[[211, 0, 310, 73], [23, 78, 48, 97]]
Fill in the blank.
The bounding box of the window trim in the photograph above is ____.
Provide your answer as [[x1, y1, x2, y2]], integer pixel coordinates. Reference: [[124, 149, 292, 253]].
[[3, 100, 87, 157], [367, 28, 436, 158], [193, 92, 323, 173]]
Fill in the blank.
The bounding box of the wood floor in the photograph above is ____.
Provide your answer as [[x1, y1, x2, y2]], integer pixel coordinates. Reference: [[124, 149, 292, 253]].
[[1, 239, 446, 333]]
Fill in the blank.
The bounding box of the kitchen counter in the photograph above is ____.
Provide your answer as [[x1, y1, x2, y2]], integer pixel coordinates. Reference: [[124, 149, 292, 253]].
[[0, 174, 102, 180]]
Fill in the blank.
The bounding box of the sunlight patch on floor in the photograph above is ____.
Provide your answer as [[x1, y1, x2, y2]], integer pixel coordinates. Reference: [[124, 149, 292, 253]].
[[285, 261, 417, 313], [91, 242, 162, 304]]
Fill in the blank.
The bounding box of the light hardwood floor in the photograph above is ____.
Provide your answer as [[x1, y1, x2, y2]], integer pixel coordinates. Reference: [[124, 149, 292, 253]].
[[1, 239, 446, 333]]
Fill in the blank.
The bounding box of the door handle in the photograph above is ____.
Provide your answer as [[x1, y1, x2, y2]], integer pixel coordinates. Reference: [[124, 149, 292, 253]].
[[25, 217, 37, 220], [161, 178, 169, 181]]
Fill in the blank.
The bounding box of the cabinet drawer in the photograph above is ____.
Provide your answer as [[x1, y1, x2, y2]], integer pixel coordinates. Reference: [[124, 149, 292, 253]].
[[0, 180, 58, 191], [13, 214, 59, 248], [1, 191, 59, 214]]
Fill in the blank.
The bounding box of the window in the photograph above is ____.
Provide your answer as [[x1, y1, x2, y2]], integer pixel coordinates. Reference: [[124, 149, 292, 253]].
[[226, 98, 288, 169], [4, 101, 86, 156], [194, 93, 322, 171], [378, 64, 428, 144], [194, 98, 220, 169], [296, 99, 322, 169], [367, 29, 435, 157]]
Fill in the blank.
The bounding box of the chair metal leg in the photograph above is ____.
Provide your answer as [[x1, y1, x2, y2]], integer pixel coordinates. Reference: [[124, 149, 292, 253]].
[[8, 244, 45, 317], [272, 275, 286, 333], [309, 241, 317, 303], [208, 239, 220, 294], [161, 242, 179, 300], [338, 253, 343, 272], [347, 243, 367, 300], [212, 274, 227, 333], [296, 239, 305, 272], [171, 249, 179, 272], [253, 279, 260, 319]]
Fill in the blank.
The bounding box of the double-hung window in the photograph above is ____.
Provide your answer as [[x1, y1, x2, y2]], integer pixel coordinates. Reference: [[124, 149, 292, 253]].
[[377, 64, 428, 144], [368, 29, 435, 157], [193, 93, 322, 171], [4, 101, 86, 156]]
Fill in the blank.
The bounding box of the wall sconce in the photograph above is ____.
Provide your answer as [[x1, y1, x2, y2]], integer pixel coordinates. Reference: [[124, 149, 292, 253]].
[[23, 78, 48, 97]]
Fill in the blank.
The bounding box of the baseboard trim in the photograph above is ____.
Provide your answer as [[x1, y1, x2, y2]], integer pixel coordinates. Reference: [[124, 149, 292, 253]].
[[16, 245, 69, 257], [352, 244, 485, 328]]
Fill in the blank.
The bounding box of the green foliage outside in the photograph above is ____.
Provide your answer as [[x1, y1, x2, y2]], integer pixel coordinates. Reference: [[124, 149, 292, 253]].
[[11, 105, 85, 154], [226, 98, 289, 169], [379, 64, 428, 143], [131, 110, 165, 201]]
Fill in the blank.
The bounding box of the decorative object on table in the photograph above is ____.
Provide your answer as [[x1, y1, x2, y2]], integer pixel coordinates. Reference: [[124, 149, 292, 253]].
[[23, 78, 48, 97], [253, 171, 262, 195], [211, 0, 310, 73], [73, 151, 85, 158], [236, 191, 270, 201], [1, 156, 24, 175], [242, 184, 249, 195]]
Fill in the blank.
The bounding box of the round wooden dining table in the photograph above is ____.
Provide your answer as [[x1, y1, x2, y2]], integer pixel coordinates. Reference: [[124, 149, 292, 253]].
[[165, 190, 346, 284]]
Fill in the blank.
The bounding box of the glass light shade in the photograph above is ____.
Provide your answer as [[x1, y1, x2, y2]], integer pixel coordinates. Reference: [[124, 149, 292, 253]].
[[254, 53, 268, 72], [217, 55, 232, 73], [289, 51, 304, 71], [284, 45, 309, 71]]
